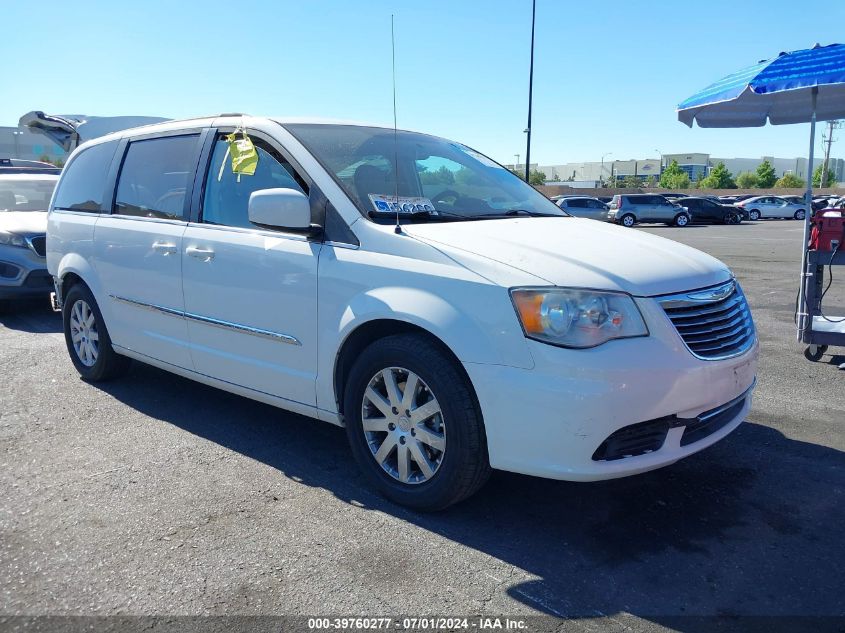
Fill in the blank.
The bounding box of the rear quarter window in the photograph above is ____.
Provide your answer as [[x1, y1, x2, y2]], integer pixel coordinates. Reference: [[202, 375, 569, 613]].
[[52, 141, 119, 212]]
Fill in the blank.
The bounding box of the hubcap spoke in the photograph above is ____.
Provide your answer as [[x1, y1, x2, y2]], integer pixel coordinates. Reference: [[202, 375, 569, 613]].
[[373, 435, 397, 465], [361, 416, 390, 433], [381, 369, 403, 408], [413, 425, 445, 452], [364, 387, 392, 417], [401, 373, 419, 410], [410, 399, 440, 425], [397, 443, 410, 483], [408, 440, 435, 480]]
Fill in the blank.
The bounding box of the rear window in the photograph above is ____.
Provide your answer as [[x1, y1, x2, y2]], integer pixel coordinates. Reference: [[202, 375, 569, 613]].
[[52, 141, 118, 212], [115, 135, 199, 220]]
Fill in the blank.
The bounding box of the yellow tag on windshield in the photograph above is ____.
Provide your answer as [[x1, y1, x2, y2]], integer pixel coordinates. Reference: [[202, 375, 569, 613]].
[[226, 131, 258, 176]]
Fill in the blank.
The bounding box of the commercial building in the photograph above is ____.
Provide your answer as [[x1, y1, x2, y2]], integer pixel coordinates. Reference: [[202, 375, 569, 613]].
[[0, 126, 67, 163]]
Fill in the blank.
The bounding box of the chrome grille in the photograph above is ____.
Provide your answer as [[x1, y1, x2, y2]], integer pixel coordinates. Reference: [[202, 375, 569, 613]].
[[26, 235, 46, 257], [658, 280, 755, 360]]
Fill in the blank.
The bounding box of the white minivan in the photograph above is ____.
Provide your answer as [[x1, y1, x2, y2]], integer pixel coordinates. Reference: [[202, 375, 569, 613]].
[[47, 116, 758, 509]]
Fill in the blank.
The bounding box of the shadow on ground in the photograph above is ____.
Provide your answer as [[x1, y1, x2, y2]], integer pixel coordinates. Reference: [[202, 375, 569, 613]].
[[0, 297, 61, 334], [91, 360, 845, 627]]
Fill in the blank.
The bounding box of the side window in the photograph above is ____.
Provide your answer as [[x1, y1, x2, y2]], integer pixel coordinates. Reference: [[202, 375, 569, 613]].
[[114, 135, 199, 220], [568, 199, 585, 208], [203, 136, 308, 229], [52, 141, 118, 212]]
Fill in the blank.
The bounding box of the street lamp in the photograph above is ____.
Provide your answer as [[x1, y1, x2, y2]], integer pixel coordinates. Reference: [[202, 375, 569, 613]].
[[12, 130, 23, 159], [524, 0, 536, 182], [601, 152, 612, 186]]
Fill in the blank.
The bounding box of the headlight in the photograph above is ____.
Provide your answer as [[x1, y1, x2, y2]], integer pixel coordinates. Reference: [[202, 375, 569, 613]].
[[0, 231, 27, 248], [511, 287, 648, 348]]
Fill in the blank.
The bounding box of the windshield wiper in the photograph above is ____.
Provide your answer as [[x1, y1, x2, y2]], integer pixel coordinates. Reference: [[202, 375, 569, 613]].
[[503, 209, 564, 217]]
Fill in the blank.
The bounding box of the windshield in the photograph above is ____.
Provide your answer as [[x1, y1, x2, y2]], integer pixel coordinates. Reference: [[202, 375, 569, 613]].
[[284, 124, 566, 222], [0, 178, 58, 212]]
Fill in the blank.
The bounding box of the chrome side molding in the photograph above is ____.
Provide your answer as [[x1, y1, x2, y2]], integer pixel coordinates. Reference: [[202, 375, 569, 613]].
[[109, 295, 301, 346]]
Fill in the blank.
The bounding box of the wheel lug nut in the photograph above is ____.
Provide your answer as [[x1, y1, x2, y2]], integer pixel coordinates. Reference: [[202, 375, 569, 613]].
[[388, 423, 395, 431], [391, 407, 398, 415], [404, 410, 410, 417], [410, 429, 416, 436], [399, 436, 406, 445]]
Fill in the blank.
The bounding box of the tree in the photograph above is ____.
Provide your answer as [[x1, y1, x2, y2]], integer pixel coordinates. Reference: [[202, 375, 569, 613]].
[[528, 170, 546, 186], [755, 160, 777, 188], [735, 172, 758, 188], [418, 165, 454, 186], [622, 175, 641, 188], [658, 160, 690, 189], [774, 173, 805, 188], [813, 163, 836, 187], [694, 173, 705, 189], [700, 162, 736, 189], [646, 175, 656, 188]]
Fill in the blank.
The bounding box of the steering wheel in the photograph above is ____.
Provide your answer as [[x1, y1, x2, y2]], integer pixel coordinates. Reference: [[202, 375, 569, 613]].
[[433, 189, 461, 206]]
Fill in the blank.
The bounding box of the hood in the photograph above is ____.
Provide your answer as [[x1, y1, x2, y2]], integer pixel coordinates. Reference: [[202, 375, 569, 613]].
[[0, 211, 48, 237], [404, 217, 731, 297]]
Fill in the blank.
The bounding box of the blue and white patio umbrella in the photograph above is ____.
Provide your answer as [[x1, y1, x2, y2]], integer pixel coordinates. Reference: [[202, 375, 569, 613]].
[[677, 43, 845, 337]]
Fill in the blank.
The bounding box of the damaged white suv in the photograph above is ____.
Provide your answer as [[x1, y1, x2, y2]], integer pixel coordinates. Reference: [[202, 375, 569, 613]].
[[47, 116, 758, 509]]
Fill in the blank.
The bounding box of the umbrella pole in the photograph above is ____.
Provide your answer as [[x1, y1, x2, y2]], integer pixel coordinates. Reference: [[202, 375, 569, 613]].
[[796, 86, 818, 340]]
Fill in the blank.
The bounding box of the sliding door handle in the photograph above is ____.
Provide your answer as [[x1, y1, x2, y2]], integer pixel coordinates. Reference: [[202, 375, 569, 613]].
[[186, 246, 215, 261], [151, 241, 177, 255]]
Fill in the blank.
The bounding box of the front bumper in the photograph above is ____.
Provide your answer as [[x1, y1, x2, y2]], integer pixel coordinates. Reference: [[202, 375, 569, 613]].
[[464, 295, 758, 481], [0, 245, 51, 300]]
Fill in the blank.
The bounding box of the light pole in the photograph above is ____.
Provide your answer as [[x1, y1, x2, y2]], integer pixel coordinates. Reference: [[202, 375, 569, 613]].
[[514, 154, 520, 172], [524, 0, 536, 183], [601, 152, 612, 186]]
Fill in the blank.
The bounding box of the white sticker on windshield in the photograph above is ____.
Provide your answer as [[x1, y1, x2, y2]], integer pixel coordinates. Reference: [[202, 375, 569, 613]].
[[368, 194, 437, 214], [452, 144, 500, 169]]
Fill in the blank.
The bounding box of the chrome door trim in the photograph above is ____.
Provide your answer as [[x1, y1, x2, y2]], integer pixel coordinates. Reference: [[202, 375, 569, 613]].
[[109, 295, 301, 346]]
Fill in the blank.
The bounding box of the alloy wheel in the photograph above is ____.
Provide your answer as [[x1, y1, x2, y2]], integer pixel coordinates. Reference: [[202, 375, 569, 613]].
[[69, 299, 99, 367], [361, 367, 446, 484]]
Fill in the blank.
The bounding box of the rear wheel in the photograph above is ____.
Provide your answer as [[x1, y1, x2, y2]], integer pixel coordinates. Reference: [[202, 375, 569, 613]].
[[63, 284, 131, 381], [674, 213, 690, 227], [794, 209, 806, 220], [619, 214, 636, 227], [343, 333, 490, 511], [749, 209, 761, 221], [724, 212, 741, 225]]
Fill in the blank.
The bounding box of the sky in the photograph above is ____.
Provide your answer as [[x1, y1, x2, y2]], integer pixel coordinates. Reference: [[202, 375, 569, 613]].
[[3, 0, 843, 166]]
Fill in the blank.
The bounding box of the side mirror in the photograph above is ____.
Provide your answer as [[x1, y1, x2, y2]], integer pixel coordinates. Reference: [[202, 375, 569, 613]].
[[248, 188, 319, 235]]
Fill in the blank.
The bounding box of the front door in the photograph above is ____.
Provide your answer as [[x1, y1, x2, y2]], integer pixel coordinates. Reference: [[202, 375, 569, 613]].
[[181, 133, 321, 407], [93, 133, 202, 369]]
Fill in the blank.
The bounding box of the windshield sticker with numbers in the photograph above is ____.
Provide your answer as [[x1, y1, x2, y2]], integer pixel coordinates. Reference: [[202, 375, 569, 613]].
[[368, 194, 437, 214]]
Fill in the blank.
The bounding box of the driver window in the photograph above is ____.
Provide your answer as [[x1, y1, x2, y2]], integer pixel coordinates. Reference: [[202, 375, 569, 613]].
[[115, 134, 200, 220], [202, 136, 308, 229]]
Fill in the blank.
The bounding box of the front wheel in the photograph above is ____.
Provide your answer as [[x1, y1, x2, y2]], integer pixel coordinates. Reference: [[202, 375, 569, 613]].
[[749, 209, 761, 221], [804, 344, 828, 362], [63, 284, 131, 381], [674, 213, 690, 227], [794, 209, 806, 220], [724, 212, 741, 225], [619, 213, 636, 227], [343, 333, 490, 511]]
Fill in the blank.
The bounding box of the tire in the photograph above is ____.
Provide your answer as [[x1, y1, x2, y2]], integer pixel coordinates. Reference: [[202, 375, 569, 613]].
[[749, 209, 761, 221], [343, 333, 490, 511], [62, 284, 131, 381], [674, 213, 690, 227], [794, 209, 806, 220], [804, 345, 828, 362], [619, 214, 636, 227], [724, 212, 741, 225]]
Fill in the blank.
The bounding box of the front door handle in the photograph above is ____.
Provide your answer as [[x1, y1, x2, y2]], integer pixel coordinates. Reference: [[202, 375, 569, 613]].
[[152, 241, 177, 255], [186, 246, 215, 261]]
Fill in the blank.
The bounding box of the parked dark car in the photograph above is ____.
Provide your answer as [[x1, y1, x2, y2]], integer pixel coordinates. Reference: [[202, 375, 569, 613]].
[[676, 197, 744, 224]]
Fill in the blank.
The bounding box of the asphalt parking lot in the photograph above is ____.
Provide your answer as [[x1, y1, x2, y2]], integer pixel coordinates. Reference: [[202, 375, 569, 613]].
[[1, 220, 843, 631]]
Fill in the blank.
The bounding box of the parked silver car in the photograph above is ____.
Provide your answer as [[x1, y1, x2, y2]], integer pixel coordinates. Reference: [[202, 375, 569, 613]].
[[737, 196, 808, 220], [608, 194, 691, 227], [0, 174, 58, 302], [556, 196, 610, 221]]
